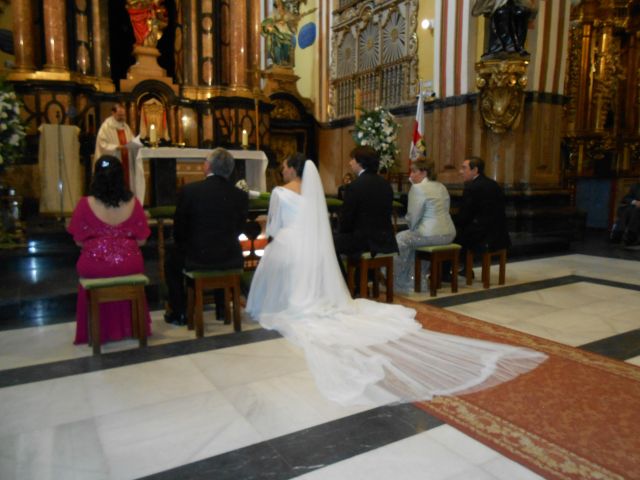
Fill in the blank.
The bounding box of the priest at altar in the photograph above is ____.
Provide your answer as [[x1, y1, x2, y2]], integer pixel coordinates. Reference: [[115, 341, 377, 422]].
[[94, 103, 145, 203]]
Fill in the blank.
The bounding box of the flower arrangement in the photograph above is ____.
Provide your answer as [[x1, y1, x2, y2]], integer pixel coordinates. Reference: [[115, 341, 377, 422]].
[[352, 107, 399, 172], [235, 179, 250, 192], [0, 80, 26, 172]]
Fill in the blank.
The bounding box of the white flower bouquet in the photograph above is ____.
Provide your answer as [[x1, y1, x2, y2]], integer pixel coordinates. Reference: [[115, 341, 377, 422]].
[[352, 107, 399, 172], [235, 179, 250, 192], [0, 81, 26, 171]]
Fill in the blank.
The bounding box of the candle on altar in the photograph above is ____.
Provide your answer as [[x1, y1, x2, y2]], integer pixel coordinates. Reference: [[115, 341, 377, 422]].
[[149, 124, 157, 144], [242, 129, 248, 148]]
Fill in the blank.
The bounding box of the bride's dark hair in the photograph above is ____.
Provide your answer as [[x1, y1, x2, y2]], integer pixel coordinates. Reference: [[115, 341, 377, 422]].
[[286, 152, 306, 178]]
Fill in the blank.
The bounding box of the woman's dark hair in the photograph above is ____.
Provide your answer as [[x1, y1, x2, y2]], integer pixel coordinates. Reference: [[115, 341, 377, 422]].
[[90, 155, 133, 207], [350, 145, 380, 172], [286, 152, 306, 178]]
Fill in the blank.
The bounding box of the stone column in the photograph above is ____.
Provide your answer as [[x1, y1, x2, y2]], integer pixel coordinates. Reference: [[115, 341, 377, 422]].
[[74, 0, 91, 74], [43, 0, 69, 72], [229, 0, 248, 88], [10, 0, 35, 71], [248, 0, 261, 89]]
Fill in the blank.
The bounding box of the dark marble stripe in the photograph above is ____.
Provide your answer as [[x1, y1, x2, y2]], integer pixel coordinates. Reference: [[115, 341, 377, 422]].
[[140, 404, 443, 480], [425, 274, 640, 308], [0, 328, 281, 389], [579, 329, 640, 361]]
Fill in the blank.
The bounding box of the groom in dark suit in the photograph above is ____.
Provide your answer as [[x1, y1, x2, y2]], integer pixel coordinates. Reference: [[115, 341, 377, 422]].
[[455, 156, 510, 255], [334, 146, 398, 280], [164, 147, 249, 325]]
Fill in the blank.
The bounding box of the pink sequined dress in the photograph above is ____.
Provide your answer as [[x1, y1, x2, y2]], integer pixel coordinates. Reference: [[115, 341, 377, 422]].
[[68, 196, 152, 344]]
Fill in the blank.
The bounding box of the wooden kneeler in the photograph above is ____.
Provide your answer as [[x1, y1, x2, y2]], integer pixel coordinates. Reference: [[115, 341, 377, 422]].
[[414, 243, 462, 297], [80, 274, 149, 355], [184, 269, 243, 338], [347, 252, 395, 303], [466, 248, 507, 289]]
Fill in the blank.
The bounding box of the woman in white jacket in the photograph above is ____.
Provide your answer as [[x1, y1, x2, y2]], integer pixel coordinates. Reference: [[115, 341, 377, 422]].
[[394, 159, 456, 292]]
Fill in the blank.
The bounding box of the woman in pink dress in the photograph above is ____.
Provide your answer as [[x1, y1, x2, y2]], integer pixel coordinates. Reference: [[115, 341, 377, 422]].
[[68, 155, 151, 344]]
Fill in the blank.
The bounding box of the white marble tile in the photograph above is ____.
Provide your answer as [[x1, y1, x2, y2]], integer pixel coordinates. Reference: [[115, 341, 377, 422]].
[[479, 455, 544, 480], [190, 338, 308, 389], [96, 390, 262, 480], [626, 355, 640, 366], [0, 418, 108, 480], [82, 356, 216, 417], [514, 287, 605, 310], [0, 375, 94, 436], [296, 430, 482, 480], [0, 309, 261, 372], [220, 369, 346, 438], [447, 298, 560, 326], [504, 309, 617, 346], [426, 424, 500, 465]]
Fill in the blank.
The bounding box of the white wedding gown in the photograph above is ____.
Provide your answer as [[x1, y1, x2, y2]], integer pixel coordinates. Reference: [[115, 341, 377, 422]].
[[246, 161, 547, 407]]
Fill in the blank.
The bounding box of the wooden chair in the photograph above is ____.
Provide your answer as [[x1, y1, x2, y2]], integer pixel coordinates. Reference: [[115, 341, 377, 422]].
[[466, 248, 507, 289], [347, 252, 395, 303], [184, 269, 243, 338], [414, 244, 462, 297], [79, 274, 149, 355]]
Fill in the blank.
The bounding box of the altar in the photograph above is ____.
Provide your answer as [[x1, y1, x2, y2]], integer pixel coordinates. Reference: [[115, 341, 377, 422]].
[[133, 148, 268, 205]]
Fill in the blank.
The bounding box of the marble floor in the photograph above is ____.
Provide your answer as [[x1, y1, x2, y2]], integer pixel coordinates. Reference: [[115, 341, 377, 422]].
[[0, 231, 639, 479]]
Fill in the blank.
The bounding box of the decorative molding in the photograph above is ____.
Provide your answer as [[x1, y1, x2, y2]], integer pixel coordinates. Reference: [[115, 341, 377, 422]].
[[475, 58, 529, 134]]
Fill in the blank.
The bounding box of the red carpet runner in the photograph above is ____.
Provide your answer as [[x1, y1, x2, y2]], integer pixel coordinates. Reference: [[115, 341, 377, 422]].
[[400, 300, 640, 480]]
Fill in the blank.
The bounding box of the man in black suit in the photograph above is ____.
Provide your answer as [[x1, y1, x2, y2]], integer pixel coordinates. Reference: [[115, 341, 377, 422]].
[[334, 146, 398, 279], [611, 181, 640, 246], [452, 156, 510, 276], [164, 147, 249, 325]]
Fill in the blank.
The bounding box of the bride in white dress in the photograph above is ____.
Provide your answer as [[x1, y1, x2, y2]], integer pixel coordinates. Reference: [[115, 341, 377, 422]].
[[246, 154, 547, 407]]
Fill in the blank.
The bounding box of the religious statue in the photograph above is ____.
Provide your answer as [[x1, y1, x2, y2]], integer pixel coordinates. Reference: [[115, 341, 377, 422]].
[[261, 0, 316, 67], [472, 0, 537, 58], [126, 0, 168, 48]]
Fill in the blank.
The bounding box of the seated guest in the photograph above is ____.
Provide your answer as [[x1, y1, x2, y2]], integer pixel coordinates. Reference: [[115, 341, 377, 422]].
[[394, 159, 456, 292], [334, 146, 398, 282], [611, 181, 640, 246], [68, 156, 151, 344], [164, 147, 249, 325], [451, 156, 510, 278]]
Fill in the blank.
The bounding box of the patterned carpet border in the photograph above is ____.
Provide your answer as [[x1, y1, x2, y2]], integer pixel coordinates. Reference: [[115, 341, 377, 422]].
[[396, 298, 640, 480]]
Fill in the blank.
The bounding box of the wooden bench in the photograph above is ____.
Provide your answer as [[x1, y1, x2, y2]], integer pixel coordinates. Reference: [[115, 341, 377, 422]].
[[466, 249, 507, 289], [184, 269, 243, 338], [79, 274, 149, 355], [414, 244, 462, 297], [347, 252, 395, 303]]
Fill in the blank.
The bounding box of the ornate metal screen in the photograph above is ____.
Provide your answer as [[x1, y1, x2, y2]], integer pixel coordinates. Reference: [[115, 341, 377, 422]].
[[330, 0, 418, 120]]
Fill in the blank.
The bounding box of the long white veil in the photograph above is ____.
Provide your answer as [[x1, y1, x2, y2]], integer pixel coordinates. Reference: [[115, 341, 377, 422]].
[[251, 160, 547, 407]]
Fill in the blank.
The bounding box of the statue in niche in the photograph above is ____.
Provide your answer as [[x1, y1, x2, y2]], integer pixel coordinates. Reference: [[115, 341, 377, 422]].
[[261, 0, 316, 67], [126, 0, 168, 48], [472, 0, 537, 58]]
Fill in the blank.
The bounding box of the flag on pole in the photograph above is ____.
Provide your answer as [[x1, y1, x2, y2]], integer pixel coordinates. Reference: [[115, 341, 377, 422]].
[[409, 85, 426, 165]]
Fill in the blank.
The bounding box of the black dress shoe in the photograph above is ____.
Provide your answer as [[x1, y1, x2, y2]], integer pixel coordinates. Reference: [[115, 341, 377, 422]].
[[164, 312, 187, 326]]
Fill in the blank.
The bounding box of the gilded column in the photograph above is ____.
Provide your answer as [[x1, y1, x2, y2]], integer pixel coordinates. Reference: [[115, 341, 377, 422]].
[[43, 0, 69, 72], [10, 0, 35, 71], [74, 0, 91, 74], [229, 0, 248, 89], [249, 0, 261, 90], [91, 0, 111, 78], [201, 0, 215, 86], [186, 0, 199, 85]]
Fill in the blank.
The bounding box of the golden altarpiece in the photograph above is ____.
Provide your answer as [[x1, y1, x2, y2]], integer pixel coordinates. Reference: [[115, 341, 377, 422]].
[[4, 0, 316, 210]]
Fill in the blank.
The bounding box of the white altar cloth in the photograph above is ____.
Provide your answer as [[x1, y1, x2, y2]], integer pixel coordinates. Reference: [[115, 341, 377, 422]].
[[134, 148, 268, 203]]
